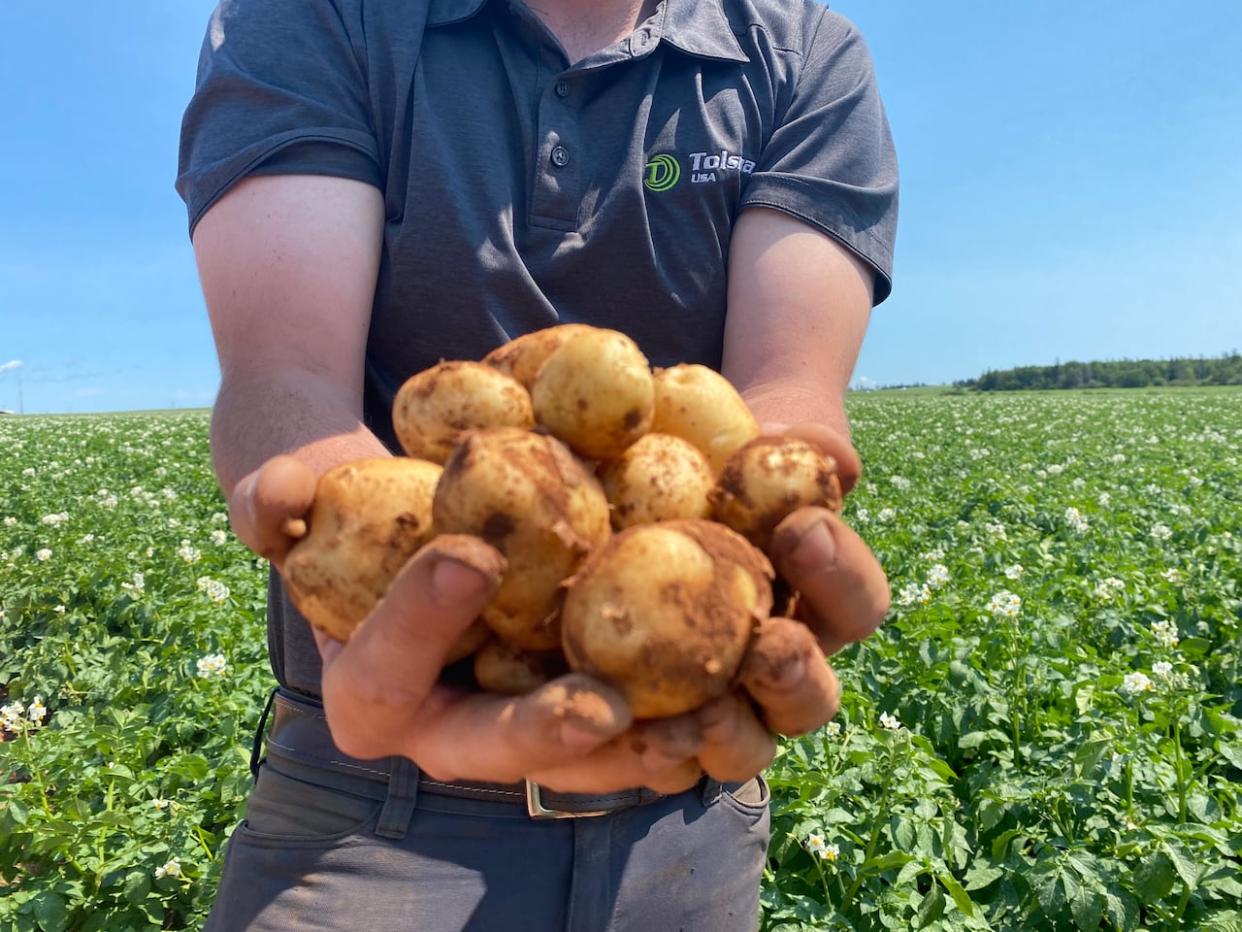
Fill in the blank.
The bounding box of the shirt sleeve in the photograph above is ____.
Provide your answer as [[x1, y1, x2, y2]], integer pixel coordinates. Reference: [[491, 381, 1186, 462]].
[[739, 9, 899, 304], [175, 0, 381, 237]]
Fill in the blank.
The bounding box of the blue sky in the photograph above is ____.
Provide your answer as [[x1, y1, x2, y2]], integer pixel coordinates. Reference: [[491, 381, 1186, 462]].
[[1, 1, 1240, 413]]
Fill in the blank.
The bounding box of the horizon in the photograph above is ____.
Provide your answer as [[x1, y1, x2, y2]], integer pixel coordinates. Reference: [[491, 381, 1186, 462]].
[[2, 0, 1240, 414]]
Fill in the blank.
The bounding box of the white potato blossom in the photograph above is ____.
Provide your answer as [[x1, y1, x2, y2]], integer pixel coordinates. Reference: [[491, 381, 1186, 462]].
[[1160, 568, 1183, 584], [1150, 620, 1180, 649], [1047, 464, 1065, 476], [40, 512, 69, 526], [805, 833, 829, 857], [211, 512, 228, 524], [2, 516, 15, 526], [1150, 523, 1173, 541], [824, 721, 841, 737], [196, 577, 231, 603], [1110, 454, 1126, 465], [1093, 577, 1125, 601], [35, 548, 52, 562], [879, 712, 903, 731], [154, 858, 182, 880], [1152, 661, 1173, 678], [1121, 671, 1153, 695], [987, 591, 1022, 619], [1, 702, 25, 732], [1071, 477, 1086, 490], [1064, 507, 1090, 535], [984, 521, 1007, 540], [876, 507, 896, 523], [162, 487, 178, 501], [897, 582, 931, 607], [210, 529, 228, 546], [926, 564, 950, 590], [99, 494, 118, 508], [27, 697, 47, 725], [1004, 564, 1024, 580], [196, 653, 229, 678], [21, 467, 35, 478], [177, 540, 201, 564], [1097, 492, 1111, 508], [153, 798, 171, 811], [80, 533, 95, 543], [122, 572, 145, 595]]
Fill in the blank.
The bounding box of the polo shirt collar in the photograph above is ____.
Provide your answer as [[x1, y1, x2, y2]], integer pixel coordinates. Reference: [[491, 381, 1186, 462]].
[[659, 0, 748, 63], [427, 0, 489, 27]]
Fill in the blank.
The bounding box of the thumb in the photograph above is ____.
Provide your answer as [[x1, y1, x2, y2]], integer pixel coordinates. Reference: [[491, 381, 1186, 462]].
[[228, 455, 317, 569], [327, 534, 507, 705]]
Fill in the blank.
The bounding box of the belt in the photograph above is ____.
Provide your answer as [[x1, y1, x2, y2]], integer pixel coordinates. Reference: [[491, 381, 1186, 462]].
[[254, 687, 667, 820]]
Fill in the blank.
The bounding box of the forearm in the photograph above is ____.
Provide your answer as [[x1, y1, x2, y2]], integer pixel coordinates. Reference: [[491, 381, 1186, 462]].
[[211, 365, 390, 498]]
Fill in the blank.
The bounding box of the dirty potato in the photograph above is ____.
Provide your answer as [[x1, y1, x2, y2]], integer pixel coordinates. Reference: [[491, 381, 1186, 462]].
[[433, 427, 610, 650], [711, 437, 843, 550], [561, 519, 773, 719], [600, 433, 714, 529], [651, 365, 759, 474], [483, 323, 596, 389], [284, 458, 441, 643], [393, 361, 534, 464], [473, 640, 568, 695], [530, 327, 654, 461]]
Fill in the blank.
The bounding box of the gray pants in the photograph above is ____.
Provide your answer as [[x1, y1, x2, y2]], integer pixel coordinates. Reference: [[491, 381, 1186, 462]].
[[206, 689, 770, 931]]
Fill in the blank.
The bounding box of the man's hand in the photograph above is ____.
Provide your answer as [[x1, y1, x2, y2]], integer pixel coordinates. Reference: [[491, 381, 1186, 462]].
[[231, 455, 716, 795]]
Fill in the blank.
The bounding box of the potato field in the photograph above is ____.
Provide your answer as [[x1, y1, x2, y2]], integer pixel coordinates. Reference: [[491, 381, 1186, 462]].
[[2, 389, 1240, 931]]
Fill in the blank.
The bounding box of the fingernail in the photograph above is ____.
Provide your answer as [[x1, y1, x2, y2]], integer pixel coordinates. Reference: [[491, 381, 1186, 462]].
[[789, 520, 836, 572], [560, 720, 607, 753], [431, 559, 489, 603]]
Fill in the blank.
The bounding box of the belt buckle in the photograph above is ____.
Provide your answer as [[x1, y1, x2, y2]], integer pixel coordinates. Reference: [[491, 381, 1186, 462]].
[[524, 780, 611, 820]]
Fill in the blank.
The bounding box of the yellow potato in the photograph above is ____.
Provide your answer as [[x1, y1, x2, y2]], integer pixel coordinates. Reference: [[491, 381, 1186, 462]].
[[600, 433, 714, 529], [433, 428, 610, 650], [561, 519, 773, 719], [284, 458, 441, 642], [531, 327, 654, 461], [392, 361, 534, 464], [651, 365, 759, 473], [483, 324, 596, 389], [711, 437, 843, 550], [473, 640, 567, 695]]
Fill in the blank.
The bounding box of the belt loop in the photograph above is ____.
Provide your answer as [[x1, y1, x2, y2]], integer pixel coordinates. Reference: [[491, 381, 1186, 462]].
[[249, 686, 279, 780], [375, 756, 420, 840]]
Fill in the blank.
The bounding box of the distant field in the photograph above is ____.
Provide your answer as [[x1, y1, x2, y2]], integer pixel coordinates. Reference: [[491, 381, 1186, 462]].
[[2, 390, 1240, 930]]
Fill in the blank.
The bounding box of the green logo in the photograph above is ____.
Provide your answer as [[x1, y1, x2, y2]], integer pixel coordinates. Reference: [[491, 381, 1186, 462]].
[[644, 154, 680, 192]]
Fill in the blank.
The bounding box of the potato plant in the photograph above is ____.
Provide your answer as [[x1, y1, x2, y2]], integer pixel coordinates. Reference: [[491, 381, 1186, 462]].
[[1, 389, 1240, 931]]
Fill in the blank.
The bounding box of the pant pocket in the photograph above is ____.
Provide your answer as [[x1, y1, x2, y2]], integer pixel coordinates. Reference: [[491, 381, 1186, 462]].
[[240, 762, 382, 844]]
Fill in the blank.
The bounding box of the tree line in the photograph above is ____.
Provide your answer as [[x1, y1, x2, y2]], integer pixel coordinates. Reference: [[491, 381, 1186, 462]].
[[956, 354, 1242, 391]]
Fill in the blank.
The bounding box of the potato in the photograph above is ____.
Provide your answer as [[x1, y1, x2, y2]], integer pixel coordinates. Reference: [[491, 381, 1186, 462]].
[[561, 519, 773, 719], [433, 427, 610, 650], [393, 361, 533, 464], [284, 458, 441, 642], [651, 365, 759, 473], [473, 640, 567, 695], [483, 324, 596, 390], [600, 433, 714, 529], [531, 327, 655, 461], [711, 437, 843, 550]]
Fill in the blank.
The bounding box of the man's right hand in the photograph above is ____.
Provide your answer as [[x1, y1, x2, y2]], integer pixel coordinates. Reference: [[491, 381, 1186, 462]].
[[229, 455, 716, 795]]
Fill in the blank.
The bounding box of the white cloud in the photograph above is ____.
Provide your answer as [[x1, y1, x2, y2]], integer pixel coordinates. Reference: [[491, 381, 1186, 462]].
[[0, 360, 23, 374]]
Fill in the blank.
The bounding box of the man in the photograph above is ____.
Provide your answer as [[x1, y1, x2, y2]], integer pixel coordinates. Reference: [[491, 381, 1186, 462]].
[[177, 0, 896, 926]]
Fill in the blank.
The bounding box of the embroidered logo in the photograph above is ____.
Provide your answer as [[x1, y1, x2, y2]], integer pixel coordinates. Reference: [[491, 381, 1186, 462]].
[[643, 154, 681, 192]]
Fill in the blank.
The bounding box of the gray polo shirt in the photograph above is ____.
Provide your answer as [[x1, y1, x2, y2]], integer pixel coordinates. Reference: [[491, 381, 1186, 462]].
[[177, 0, 898, 696]]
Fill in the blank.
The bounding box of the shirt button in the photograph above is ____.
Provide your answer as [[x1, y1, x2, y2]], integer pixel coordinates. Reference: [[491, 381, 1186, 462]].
[[550, 145, 571, 168], [555, 80, 570, 98]]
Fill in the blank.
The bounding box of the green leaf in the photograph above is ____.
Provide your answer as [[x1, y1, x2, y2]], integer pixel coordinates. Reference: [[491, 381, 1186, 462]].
[[937, 871, 976, 917], [964, 865, 1004, 892], [1133, 851, 1176, 904], [915, 882, 946, 928], [991, 828, 1025, 861], [31, 892, 68, 932], [1163, 841, 1199, 890], [1103, 889, 1139, 932], [1069, 884, 1104, 932], [869, 851, 914, 874], [6, 798, 29, 826]]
